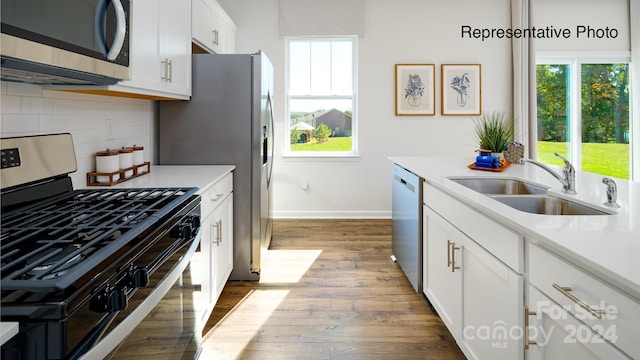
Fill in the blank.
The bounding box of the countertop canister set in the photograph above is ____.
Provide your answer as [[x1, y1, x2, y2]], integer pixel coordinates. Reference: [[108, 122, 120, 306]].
[[88, 146, 151, 186]]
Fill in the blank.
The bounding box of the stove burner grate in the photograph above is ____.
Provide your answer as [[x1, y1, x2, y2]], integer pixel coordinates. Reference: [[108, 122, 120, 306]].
[[1, 187, 197, 292]]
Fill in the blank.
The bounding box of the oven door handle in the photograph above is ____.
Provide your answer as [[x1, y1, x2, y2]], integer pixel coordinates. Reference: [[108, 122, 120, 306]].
[[143, 234, 193, 276]]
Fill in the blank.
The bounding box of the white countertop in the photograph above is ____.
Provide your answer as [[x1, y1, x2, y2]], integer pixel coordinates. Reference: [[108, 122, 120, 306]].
[[390, 156, 640, 299], [82, 165, 235, 194]]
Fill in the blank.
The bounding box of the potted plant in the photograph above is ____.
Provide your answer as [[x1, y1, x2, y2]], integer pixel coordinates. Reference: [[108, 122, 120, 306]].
[[472, 111, 514, 157]]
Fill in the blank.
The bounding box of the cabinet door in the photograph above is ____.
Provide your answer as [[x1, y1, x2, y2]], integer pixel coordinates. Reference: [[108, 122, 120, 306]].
[[214, 194, 233, 301], [196, 212, 215, 331], [424, 206, 462, 338], [192, 0, 214, 50], [527, 286, 628, 360], [158, 0, 191, 97], [120, 0, 160, 90], [461, 236, 523, 360]]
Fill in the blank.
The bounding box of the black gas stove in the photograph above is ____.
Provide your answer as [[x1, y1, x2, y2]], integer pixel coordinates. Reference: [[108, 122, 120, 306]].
[[1, 134, 201, 360]]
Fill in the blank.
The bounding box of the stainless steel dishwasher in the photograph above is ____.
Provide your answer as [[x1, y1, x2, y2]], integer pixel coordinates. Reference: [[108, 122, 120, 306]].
[[391, 163, 422, 293]]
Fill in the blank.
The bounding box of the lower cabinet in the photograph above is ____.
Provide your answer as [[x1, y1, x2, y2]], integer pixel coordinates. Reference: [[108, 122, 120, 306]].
[[528, 243, 639, 359], [424, 207, 462, 338], [195, 172, 234, 332], [424, 206, 523, 360], [211, 193, 233, 301], [526, 286, 629, 360]]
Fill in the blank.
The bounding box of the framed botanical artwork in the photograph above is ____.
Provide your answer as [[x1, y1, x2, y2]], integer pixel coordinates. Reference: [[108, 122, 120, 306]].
[[441, 64, 481, 116], [395, 64, 436, 116]]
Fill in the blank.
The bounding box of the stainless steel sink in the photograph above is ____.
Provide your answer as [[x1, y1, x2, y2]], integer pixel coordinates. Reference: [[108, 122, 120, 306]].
[[448, 177, 549, 195], [490, 195, 613, 216]]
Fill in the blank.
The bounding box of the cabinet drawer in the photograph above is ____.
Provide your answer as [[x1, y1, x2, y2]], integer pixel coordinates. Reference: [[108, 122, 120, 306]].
[[424, 182, 523, 272], [200, 172, 233, 218], [529, 244, 640, 359]]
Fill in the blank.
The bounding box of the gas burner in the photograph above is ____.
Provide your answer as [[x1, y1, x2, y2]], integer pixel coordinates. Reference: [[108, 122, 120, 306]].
[[121, 212, 149, 225], [26, 246, 84, 279], [72, 213, 92, 223]]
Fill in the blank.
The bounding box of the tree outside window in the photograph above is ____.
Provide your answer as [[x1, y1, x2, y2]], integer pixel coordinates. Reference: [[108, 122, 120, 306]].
[[536, 59, 630, 179]]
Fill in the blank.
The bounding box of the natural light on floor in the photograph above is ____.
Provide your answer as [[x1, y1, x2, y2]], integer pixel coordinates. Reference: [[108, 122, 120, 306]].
[[200, 249, 322, 358], [259, 249, 323, 283]]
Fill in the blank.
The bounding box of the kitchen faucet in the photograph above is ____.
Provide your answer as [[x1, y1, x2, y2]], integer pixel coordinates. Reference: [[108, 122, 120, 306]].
[[602, 177, 620, 208], [524, 153, 577, 194]]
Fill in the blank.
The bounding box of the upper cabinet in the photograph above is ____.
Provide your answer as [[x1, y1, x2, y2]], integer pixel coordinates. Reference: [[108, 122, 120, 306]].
[[192, 0, 237, 54], [117, 0, 191, 99]]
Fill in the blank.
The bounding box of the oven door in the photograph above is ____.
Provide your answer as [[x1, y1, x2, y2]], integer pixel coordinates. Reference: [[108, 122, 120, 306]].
[[79, 229, 202, 360]]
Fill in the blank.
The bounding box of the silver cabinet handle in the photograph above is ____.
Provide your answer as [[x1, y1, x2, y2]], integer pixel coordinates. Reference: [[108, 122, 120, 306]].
[[213, 29, 219, 45], [210, 193, 223, 202], [524, 306, 537, 349], [212, 220, 222, 245], [552, 283, 605, 319], [447, 240, 460, 272], [161, 59, 173, 82]]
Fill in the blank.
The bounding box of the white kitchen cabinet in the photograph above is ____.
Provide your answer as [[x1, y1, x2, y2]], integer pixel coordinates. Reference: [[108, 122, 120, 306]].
[[461, 235, 523, 359], [423, 182, 524, 360], [212, 193, 233, 301], [526, 285, 629, 360], [118, 0, 191, 99], [197, 172, 233, 331], [528, 243, 639, 359], [424, 206, 462, 338], [192, 0, 237, 54], [424, 205, 523, 360]]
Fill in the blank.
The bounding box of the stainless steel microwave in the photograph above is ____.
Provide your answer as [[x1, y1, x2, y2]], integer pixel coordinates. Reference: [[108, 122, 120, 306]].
[[0, 0, 131, 85]]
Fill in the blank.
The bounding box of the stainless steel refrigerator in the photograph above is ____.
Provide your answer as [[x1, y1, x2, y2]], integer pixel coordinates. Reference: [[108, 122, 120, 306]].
[[158, 51, 274, 281]]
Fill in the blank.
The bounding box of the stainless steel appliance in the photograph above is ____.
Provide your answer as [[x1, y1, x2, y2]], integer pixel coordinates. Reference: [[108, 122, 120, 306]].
[[0, 134, 202, 359], [0, 0, 130, 85], [159, 51, 274, 281], [391, 164, 422, 293]]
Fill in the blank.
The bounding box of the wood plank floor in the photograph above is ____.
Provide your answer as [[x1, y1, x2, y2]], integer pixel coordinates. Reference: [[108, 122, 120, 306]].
[[200, 219, 465, 360]]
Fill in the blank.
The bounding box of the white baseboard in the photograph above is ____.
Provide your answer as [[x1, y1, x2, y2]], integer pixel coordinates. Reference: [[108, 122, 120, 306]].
[[272, 210, 391, 219]]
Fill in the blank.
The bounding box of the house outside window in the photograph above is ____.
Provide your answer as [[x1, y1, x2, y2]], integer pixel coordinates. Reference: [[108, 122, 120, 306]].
[[536, 54, 631, 179], [286, 37, 357, 156]]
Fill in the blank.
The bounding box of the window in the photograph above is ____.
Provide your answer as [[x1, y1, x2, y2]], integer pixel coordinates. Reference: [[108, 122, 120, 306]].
[[536, 55, 631, 179], [286, 37, 357, 155]]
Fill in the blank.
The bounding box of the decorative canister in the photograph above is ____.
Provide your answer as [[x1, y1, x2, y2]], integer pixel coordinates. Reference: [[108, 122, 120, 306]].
[[132, 145, 144, 165], [119, 147, 134, 178], [131, 145, 147, 173], [96, 149, 120, 183]]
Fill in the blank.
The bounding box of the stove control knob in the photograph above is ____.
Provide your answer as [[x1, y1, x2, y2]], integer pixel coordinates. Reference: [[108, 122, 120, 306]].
[[190, 215, 201, 230], [128, 266, 149, 288], [170, 224, 192, 239], [90, 286, 128, 313]]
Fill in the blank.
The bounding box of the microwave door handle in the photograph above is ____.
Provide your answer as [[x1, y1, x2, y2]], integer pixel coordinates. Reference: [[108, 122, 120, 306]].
[[106, 0, 127, 61], [94, 0, 127, 60], [94, 0, 108, 57]]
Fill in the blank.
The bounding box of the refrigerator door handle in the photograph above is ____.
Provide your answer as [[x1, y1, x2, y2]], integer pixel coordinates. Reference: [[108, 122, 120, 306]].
[[266, 92, 275, 186]]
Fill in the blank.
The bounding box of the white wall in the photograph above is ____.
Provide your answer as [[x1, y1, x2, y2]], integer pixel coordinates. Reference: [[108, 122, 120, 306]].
[[0, 82, 155, 188], [219, 0, 513, 218]]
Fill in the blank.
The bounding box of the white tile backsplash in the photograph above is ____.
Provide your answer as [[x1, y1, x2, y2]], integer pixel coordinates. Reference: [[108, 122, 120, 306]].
[[1, 82, 155, 188]]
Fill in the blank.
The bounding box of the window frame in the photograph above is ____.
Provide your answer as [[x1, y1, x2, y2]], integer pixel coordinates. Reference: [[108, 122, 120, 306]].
[[284, 36, 359, 158], [535, 51, 633, 178]]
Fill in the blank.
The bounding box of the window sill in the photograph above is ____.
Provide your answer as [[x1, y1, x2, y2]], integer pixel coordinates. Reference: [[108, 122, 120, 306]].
[[282, 152, 361, 161]]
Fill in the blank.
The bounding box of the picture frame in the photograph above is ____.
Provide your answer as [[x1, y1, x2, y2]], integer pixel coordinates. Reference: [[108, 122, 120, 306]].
[[395, 64, 436, 116], [441, 64, 481, 116]]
